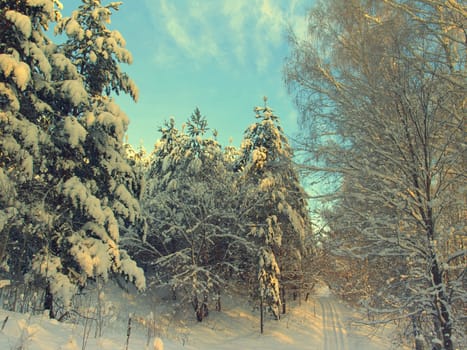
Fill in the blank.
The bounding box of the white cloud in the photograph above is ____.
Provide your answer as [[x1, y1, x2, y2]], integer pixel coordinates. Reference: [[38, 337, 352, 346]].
[[152, 43, 178, 67], [145, 0, 311, 71], [222, 0, 248, 65], [259, 0, 285, 45], [159, 0, 193, 54], [285, 0, 310, 41]]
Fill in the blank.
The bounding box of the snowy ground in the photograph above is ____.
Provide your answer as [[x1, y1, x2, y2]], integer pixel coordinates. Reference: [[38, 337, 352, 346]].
[[0, 282, 399, 350]]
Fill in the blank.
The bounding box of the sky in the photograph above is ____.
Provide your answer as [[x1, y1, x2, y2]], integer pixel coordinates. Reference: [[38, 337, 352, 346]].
[[99, 0, 314, 150]]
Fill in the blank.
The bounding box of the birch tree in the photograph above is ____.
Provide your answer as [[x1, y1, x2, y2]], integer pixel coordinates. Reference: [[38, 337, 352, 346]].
[[285, 1, 466, 349]]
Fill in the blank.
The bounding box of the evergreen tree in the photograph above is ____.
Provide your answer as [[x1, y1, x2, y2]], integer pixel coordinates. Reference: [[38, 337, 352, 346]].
[[237, 99, 312, 327], [0, 0, 145, 314], [0, 0, 60, 289], [54, 0, 137, 100], [142, 109, 253, 321], [135, 117, 182, 275], [123, 141, 150, 200]]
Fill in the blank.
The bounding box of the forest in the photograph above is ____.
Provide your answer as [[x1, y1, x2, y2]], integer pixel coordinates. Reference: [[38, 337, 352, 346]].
[[0, 1, 465, 350]]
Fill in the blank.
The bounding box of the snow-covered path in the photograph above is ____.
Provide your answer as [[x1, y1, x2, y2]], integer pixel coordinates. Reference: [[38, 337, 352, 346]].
[[308, 286, 391, 350], [319, 297, 348, 350], [180, 285, 393, 350], [0, 284, 395, 349]]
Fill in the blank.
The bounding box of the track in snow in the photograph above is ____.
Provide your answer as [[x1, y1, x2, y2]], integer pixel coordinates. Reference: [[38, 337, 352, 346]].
[[319, 297, 348, 350]]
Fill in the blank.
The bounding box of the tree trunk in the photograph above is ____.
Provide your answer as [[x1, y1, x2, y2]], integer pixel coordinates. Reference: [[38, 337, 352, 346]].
[[193, 295, 209, 322], [260, 294, 264, 334], [412, 315, 426, 350], [281, 286, 286, 314], [216, 291, 221, 312], [430, 254, 453, 350], [44, 283, 55, 319], [425, 210, 453, 350], [415, 337, 426, 350]]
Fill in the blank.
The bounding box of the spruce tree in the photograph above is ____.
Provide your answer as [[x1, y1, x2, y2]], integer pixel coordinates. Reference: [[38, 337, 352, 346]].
[[143, 109, 252, 321], [0, 0, 145, 314], [0, 0, 62, 290], [237, 98, 312, 325]]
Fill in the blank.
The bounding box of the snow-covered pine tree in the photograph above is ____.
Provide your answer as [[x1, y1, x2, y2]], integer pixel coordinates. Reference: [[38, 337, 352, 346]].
[[133, 117, 182, 274], [54, 0, 137, 100], [0, 0, 56, 290], [236, 99, 312, 326], [123, 141, 149, 199], [0, 0, 145, 314], [0, 0, 73, 295], [51, 0, 146, 297], [142, 109, 253, 321]]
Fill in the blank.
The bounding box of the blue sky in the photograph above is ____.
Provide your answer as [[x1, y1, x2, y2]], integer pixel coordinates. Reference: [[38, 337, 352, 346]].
[[106, 0, 313, 149]]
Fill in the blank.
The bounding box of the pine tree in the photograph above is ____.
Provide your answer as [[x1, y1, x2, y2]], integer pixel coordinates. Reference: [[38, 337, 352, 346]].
[[0, 0, 145, 314], [136, 117, 183, 275], [0, 0, 75, 295], [51, 0, 145, 300], [54, 0, 137, 100], [237, 98, 312, 327], [142, 109, 253, 321]]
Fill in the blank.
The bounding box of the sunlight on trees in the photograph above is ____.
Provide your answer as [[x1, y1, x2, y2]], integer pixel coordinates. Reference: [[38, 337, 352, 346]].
[[285, 1, 466, 349]]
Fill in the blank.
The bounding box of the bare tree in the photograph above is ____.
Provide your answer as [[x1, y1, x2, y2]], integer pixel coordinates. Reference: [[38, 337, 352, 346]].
[[285, 1, 466, 349]]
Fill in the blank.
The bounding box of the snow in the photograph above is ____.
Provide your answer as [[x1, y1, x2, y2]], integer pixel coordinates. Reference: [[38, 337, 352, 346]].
[[252, 146, 267, 169], [95, 36, 105, 51], [61, 80, 88, 107], [21, 153, 34, 179], [68, 234, 113, 279], [153, 337, 164, 350], [22, 42, 52, 79], [108, 31, 133, 64], [118, 251, 146, 291], [5, 10, 32, 38], [114, 184, 140, 223], [0, 54, 17, 77], [63, 117, 87, 148], [111, 30, 126, 48], [0, 282, 398, 350], [92, 7, 111, 23], [51, 54, 78, 78], [64, 19, 83, 39], [30, 254, 76, 306], [89, 50, 97, 63], [26, 0, 60, 18], [1, 134, 21, 158], [260, 176, 275, 190], [13, 62, 30, 91], [188, 157, 202, 173], [84, 111, 96, 126], [12, 117, 40, 153], [96, 106, 129, 141], [62, 176, 106, 225]]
